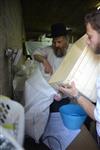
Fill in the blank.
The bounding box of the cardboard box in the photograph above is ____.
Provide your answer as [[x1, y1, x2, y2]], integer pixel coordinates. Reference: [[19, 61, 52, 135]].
[[49, 34, 100, 102], [67, 125, 99, 150]]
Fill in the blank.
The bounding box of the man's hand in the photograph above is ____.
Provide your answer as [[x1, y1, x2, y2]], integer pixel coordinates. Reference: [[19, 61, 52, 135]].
[[58, 81, 78, 97], [34, 54, 53, 75], [43, 59, 53, 75]]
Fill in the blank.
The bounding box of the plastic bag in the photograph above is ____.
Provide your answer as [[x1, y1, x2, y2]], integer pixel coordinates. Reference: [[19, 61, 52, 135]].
[[42, 113, 80, 150], [13, 58, 35, 104], [24, 66, 57, 142]]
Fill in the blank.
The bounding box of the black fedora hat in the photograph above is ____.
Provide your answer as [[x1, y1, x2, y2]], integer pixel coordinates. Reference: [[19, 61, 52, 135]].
[[50, 23, 68, 38]]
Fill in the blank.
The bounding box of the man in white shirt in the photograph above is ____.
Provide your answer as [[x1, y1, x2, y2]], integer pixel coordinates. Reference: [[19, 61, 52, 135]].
[[33, 23, 69, 79], [59, 10, 100, 146], [33, 23, 71, 111], [25, 23, 71, 143]]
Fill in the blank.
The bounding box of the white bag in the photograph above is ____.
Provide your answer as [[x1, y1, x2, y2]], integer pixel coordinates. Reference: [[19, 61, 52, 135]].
[[13, 58, 35, 105], [24, 66, 57, 142]]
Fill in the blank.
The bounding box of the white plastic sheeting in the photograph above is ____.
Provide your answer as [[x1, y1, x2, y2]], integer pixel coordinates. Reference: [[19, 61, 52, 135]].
[[24, 66, 57, 142]]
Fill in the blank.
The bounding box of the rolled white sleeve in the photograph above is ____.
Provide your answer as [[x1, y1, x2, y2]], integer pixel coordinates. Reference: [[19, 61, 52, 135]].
[[33, 48, 45, 56], [33, 46, 51, 57]]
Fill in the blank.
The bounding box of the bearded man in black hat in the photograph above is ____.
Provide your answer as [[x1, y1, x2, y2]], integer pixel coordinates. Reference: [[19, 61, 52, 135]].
[[33, 23, 69, 77], [33, 23, 71, 112]]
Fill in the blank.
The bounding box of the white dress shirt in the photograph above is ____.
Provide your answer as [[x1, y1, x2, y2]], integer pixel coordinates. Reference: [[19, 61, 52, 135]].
[[94, 76, 100, 136], [33, 46, 65, 81]]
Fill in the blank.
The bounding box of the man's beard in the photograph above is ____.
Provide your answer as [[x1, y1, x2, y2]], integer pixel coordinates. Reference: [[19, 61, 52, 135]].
[[53, 48, 66, 57]]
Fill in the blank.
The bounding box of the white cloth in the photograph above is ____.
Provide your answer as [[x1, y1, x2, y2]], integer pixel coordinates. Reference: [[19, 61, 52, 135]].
[[94, 75, 100, 136], [33, 46, 65, 81], [25, 67, 57, 142]]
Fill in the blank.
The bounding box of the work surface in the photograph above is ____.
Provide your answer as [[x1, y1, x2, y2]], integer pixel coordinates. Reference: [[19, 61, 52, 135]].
[[67, 125, 99, 150], [24, 125, 99, 150]]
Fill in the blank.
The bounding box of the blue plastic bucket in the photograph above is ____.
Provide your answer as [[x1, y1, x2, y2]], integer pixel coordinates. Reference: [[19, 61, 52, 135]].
[[59, 103, 87, 130]]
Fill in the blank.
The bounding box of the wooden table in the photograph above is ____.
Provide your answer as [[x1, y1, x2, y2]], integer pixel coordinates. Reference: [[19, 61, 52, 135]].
[[66, 126, 99, 150]]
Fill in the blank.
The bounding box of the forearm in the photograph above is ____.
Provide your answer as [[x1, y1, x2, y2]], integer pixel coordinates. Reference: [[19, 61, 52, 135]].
[[59, 82, 96, 121], [34, 54, 53, 74], [77, 96, 95, 120]]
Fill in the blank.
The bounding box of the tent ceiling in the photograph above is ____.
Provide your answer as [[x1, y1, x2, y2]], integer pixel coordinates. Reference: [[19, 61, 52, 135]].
[[21, 0, 100, 39]]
